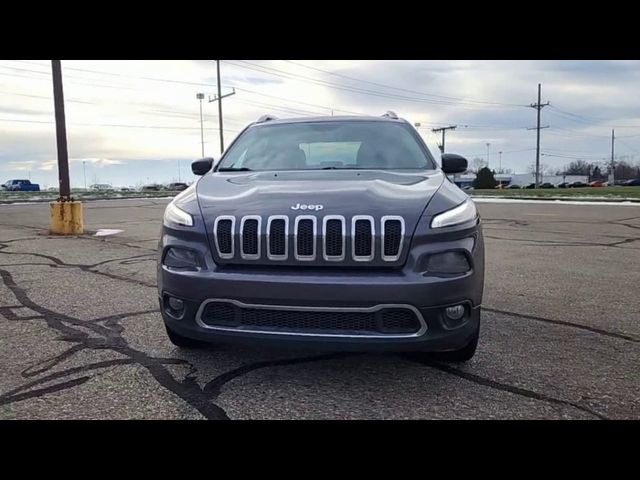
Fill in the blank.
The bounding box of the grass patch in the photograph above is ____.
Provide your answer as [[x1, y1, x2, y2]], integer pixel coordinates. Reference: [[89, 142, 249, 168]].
[[471, 186, 640, 201], [0, 190, 177, 203]]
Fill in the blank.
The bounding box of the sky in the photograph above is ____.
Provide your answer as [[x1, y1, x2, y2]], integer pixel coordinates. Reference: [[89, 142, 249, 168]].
[[2, 60, 640, 188]]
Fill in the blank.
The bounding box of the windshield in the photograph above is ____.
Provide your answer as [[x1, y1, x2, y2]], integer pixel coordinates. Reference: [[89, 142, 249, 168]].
[[217, 121, 436, 171]]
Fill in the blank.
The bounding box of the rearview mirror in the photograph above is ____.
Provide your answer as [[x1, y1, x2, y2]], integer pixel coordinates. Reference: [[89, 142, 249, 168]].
[[441, 153, 468, 174], [191, 157, 214, 176]]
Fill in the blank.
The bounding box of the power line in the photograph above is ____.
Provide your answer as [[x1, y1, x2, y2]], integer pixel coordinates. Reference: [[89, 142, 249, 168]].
[[281, 60, 525, 108], [0, 117, 240, 133], [224, 60, 527, 110]]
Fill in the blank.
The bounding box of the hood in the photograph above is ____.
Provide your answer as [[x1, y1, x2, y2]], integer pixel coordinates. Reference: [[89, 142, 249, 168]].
[[198, 169, 444, 219], [196, 169, 445, 267]]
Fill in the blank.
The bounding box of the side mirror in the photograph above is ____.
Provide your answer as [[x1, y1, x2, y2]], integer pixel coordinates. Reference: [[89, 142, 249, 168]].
[[441, 153, 468, 174], [191, 157, 214, 176]]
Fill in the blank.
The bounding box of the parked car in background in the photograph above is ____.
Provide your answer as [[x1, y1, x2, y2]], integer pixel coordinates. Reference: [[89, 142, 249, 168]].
[[142, 184, 163, 191], [622, 178, 640, 186], [523, 183, 536, 189], [167, 182, 189, 191], [569, 181, 588, 188], [3, 179, 40, 191], [90, 184, 113, 191], [557, 182, 569, 188], [506, 184, 521, 189], [540, 183, 555, 189], [589, 181, 604, 187]]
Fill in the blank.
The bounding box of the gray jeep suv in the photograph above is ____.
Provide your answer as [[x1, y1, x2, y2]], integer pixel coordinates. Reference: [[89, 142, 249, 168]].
[[157, 113, 484, 361]]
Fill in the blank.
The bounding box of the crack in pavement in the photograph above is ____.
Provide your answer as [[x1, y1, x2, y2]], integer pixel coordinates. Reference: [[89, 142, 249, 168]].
[[400, 355, 610, 420], [483, 307, 640, 343], [203, 352, 357, 398], [0, 268, 229, 419], [484, 234, 640, 249]]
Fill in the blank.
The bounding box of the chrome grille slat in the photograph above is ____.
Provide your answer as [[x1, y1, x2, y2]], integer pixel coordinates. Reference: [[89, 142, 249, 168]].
[[213, 215, 235, 259], [240, 215, 261, 260], [266, 215, 288, 260], [294, 215, 317, 261], [381, 215, 405, 262], [351, 215, 375, 262], [322, 215, 346, 261]]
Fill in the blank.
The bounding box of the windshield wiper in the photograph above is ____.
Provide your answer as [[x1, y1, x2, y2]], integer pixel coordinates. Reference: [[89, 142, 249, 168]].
[[218, 167, 253, 172]]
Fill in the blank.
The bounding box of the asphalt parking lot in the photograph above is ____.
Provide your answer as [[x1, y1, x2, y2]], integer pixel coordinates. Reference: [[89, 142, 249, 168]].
[[0, 198, 639, 419]]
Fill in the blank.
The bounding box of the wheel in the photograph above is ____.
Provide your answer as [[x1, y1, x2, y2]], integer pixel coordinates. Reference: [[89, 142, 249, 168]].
[[430, 329, 479, 362], [165, 325, 207, 349]]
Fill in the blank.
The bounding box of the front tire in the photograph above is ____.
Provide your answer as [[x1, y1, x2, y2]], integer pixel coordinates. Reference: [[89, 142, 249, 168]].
[[430, 328, 479, 362], [165, 325, 207, 349]]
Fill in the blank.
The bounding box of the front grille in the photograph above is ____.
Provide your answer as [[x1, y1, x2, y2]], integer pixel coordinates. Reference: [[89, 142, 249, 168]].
[[323, 216, 345, 260], [212, 214, 405, 264], [241, 217, 260, 258], [382, 217, 404, 260], [199, 301, 423, 336], [215, 217, 234, 257], [353, 216, 374, 260], [268, 218, 287, 257], [296, 218, 315, 259]]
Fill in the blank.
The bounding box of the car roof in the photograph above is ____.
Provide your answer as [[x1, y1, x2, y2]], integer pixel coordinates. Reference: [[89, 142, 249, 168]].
[[248, 115, 407, 127]]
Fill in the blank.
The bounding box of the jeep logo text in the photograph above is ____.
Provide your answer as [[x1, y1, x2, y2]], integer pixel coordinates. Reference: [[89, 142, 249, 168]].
[[291, 203, 324, 211]]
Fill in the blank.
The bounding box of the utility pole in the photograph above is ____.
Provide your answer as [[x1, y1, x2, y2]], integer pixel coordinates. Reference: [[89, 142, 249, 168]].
[[82, 160, 87, 189], [610, 129, 615, 186], [50, 60, 82, 234], [196, 93, 205, 157], [486, 143, 491, 169], [529, 83, 550, 188], [208, 60, 236, 155], [498, 151, 503, 173], [52, 60, 71, 202], [431, 125, 457, 154]]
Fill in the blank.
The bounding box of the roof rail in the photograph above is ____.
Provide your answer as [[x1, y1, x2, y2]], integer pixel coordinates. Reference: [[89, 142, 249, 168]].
[[382, 111, 398, 119], [256, 114, 279, 123]]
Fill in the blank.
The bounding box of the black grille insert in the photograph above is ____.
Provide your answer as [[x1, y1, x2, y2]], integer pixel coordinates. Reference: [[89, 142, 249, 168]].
[[325, 219, 343, 257], [383, 220, 402, 257], [242, 219, 259, 256], [200, 302, 421, 335], [354, 219, 372, 257], [269, 219, 286, 256], [297, 219, 314, 257], [216, 219, 233, 254]]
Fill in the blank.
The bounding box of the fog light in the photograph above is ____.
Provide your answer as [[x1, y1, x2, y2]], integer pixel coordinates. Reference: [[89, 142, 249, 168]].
[[168, 297, 184, 311], [445, 305, 465, 321], [164, 295, 185, 318]]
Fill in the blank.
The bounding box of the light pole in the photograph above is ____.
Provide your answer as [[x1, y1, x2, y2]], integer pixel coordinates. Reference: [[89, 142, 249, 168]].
[[196, 93, 205, 158], [499, 151, 503, 173], [486, 143, 491, 170], [82, 160, 87, 189]]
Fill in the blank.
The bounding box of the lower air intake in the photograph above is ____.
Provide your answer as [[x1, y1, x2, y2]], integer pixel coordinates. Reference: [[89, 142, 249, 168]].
[[200, 302, 422, 336]]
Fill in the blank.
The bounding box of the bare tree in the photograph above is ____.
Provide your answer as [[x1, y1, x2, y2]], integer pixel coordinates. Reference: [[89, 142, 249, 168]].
[[470, 157, 486, 174]]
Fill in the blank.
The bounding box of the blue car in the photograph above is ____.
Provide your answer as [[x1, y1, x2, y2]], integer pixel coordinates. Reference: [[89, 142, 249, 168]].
[[3, 179, 40, 192]]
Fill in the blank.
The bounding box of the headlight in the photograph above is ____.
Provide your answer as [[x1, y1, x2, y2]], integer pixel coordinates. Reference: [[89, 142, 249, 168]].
[[163, 202, 193, 227], [431, 199, 477, 229]]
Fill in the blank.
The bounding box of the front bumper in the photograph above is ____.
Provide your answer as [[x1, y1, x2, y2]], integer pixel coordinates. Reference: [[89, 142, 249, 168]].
[[158, 229, 484, 352]]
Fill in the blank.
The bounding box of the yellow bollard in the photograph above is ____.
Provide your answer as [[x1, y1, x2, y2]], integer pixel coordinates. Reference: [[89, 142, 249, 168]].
[[49, 201, 84, 235]]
